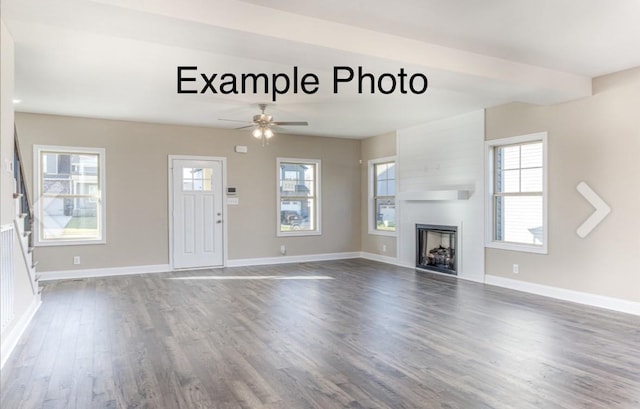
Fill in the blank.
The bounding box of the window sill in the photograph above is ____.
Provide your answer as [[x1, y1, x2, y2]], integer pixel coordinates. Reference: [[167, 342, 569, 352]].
[[485, 241, 547, 255], [36, 238, 106, 247], [277, 230, 322, 238], [368, 229, 397, 237]]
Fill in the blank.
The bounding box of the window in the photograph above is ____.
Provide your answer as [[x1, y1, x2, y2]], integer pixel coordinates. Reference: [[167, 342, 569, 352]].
[[34, 145, 106, 245], [369, 157, 396, 235], [182, 167, 213, 191], [486, 133, 547, 254], [277, 158, 321, 236]]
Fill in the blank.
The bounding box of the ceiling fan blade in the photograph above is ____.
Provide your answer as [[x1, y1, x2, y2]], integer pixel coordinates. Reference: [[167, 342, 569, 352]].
[[219, 118, 253, 123], [235, 125, 255, 129], [272, 121, 309, 126]]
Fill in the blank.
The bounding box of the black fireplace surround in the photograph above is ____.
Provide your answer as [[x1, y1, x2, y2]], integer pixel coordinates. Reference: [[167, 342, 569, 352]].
[[416, 224, 457, 275]]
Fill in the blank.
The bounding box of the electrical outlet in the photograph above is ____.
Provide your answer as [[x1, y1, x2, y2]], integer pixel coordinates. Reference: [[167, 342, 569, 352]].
[[382, 244, 387, 253], [512, 264, 519, 274], [280, 245, 286, 255], [73, 256, 81, 265]]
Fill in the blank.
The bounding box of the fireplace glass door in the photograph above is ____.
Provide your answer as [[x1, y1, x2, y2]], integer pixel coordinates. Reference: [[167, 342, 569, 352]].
[[416, 224, 457, 275]]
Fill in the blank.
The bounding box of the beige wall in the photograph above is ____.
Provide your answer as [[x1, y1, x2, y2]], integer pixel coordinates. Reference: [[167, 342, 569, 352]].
[[485, 67, 640, 303], [360, 131, 397, 257], [15, 113, 361, 272]]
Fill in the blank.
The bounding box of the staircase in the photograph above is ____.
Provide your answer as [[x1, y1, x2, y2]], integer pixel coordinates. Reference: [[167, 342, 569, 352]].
[[13, 126, 39, 295]]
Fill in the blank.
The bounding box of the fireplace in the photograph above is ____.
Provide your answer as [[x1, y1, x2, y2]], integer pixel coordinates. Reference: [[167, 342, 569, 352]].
[[416, 224, 457, 275]]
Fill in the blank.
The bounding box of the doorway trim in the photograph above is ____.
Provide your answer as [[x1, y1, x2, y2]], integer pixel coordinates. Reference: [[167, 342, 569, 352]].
[[168, 155, 228, 270]]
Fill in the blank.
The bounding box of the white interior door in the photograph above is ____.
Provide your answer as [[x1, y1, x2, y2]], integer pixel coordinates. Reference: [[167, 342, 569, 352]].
[[172, 158, 224, 268]]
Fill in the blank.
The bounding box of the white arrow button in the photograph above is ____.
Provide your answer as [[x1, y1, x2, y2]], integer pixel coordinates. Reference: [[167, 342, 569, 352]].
[[576, 182, 611, 238]]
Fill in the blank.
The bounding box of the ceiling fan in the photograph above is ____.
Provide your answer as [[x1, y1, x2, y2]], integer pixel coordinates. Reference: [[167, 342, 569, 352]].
[[219, 104, 308, 145]]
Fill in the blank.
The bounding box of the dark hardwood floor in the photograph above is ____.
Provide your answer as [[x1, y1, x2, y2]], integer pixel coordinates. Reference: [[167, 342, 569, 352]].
[[1, 259, 639, 408]]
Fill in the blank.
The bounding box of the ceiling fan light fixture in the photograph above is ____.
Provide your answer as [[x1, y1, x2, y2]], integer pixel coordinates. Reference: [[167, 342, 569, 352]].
[[221, 104, 308, 146]]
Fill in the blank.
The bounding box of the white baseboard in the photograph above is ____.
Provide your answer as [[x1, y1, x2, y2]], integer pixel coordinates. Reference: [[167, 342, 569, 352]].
[[485, 275, 640, 316], [360, 252, 416, 269], [1, 294, 41, 369], [360, 252, 400, 266], [395, 259, 417, 269], [227, 252, 361, 267], [38, 264, 172, 281]]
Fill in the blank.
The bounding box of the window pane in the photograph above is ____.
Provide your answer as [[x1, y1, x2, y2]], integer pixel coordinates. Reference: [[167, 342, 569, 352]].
[[280, 199, 315, 231], [44, 153, 97, 180], [375, 198, 395, 231], [521, 143, 543, 168], [303, 166, 315, 181], [499, 170, 520, 193], [372, 160, 396, 233], [44, 154, 58, 174], [500, 145, 520, 170], [375, 162, 395, 182], [37, 147, 104, 244], [387, 179, 396, 196], [495, 196, 543, 245], [303, 181, 314, 196], [280, 163, 315, 197], [280, 179, 296, 194], [42, 179, 71, 195], [73, 154, 98, 176], [75, 182, 97, 196], [376, 180, 388, 196], [280, 181, 313, 197], [278, 159, 320, 236], [521, 168, 542, 192], [386, 163, 395, 179], [55, 154, 71, 174], [40, 197, 99, 240], [183, 168, 213, 192]]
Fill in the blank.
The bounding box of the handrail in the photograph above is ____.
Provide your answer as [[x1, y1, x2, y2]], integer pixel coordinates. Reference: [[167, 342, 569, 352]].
[[13, 125, 34, 250], [12, 125, 38, 294]]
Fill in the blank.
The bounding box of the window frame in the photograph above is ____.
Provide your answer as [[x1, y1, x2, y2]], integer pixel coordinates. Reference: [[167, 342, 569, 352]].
[[33, 145, 106, 246], [368, 156, 397, 236], [276, 157, 322, 237], [485, 133, 548, 254]]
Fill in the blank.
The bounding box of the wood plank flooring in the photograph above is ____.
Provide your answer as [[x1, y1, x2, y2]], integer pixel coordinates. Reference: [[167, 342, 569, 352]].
[[1, 259, 639, 408]]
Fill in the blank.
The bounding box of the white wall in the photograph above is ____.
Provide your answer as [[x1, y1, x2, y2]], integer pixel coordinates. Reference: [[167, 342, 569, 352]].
[[397, 110, 485, 282], [0, 19, 41, 367], [1, 20, 16, 225]]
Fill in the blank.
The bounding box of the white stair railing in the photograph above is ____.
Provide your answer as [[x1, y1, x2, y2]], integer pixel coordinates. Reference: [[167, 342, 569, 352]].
[[12, 126, 38, 294]]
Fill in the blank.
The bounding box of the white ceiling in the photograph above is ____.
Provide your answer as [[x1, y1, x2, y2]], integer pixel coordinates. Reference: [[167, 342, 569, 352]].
[[3, 0, 640, 138]]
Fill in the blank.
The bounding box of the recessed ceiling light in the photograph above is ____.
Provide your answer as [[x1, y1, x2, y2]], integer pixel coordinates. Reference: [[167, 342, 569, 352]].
[[12, 99, 22, 104]]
